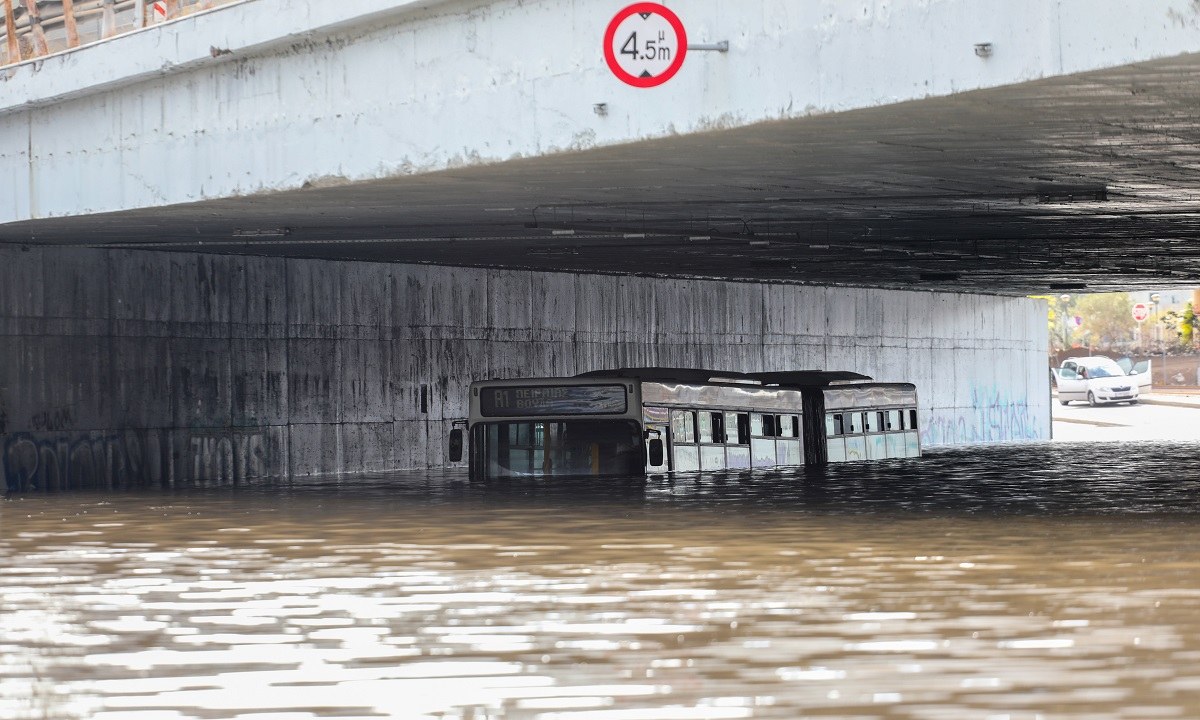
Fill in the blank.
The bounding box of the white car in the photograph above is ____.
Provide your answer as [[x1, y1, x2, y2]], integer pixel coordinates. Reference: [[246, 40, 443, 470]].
[[1054, 356, 1150, 407]]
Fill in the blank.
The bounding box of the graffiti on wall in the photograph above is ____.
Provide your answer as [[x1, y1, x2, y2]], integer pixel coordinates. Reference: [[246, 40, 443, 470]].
[[187, 430, 270, 483], [921, 385, 1044, 446], [2, 428, 279, 493], [2, 430, 166, 492], [30, 406, 73, 432]]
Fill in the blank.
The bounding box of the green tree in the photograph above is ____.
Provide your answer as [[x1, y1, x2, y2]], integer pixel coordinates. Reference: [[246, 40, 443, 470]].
[[1160, 302, 1197, 349], [1073, 292, 1136, 348], [1187, 302, 1197, 347], [1029, 294, 1077, 352]]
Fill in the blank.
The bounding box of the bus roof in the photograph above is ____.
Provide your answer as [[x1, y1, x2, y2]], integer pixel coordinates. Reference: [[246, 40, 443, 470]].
[[573, 367, 872, 388]]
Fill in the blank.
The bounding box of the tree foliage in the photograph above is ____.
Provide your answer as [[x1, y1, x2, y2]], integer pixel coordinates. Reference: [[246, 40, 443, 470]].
[[1030, 294, 1073, 351], [1161, 302, 1197, 349], [1073, 292, 1136, 347]]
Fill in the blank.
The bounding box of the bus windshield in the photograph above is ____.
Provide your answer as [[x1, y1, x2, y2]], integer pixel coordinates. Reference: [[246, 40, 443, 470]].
[[475, 419, 643, 479]]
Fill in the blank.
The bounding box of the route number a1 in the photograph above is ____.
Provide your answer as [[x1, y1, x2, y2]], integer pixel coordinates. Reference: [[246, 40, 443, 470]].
[[604, 3, 687, 88]]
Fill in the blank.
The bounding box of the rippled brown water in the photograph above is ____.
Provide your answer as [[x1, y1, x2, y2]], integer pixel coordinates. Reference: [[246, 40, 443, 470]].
[[4, 442, 1200, 719]]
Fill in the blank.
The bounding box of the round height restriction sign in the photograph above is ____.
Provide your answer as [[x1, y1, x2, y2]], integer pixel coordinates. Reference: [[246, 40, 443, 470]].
[[604, 3, 687, 88], [1132, 302, 1151, 323]]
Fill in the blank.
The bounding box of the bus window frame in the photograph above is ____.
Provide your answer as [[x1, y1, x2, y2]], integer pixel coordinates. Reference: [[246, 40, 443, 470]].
[[697, 411, 714, 444], [710, 412, 726, 444], [671, 409, 697, 444]]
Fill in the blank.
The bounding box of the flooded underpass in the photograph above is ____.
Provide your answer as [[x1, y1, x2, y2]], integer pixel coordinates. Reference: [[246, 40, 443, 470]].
[[4, 442, 1200, 719]]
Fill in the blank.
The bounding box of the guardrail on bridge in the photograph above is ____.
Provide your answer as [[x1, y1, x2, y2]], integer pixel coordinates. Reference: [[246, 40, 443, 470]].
[[2, 0, 240, 67]]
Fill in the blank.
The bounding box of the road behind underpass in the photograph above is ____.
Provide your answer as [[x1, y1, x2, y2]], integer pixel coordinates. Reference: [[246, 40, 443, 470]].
[[1053, 390, 1200, 442]]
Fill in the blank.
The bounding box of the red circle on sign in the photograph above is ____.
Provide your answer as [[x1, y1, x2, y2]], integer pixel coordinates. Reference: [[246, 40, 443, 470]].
[[1133, 303, 1150, 322], [603, 3, 687, 88]]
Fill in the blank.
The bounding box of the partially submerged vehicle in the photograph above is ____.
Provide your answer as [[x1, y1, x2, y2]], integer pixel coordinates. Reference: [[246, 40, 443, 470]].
[[449, 368, 921, 480]]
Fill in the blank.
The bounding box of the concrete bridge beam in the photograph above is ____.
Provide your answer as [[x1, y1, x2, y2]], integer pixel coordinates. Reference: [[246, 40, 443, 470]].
[[3, 0, 1200, 224]]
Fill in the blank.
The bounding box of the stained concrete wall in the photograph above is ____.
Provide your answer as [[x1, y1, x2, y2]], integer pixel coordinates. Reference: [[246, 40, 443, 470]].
[[0, 246, 1048, 490]]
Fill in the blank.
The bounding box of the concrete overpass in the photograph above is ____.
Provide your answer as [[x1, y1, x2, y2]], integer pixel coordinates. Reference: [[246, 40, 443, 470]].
[[2, 0, 1199, 488]]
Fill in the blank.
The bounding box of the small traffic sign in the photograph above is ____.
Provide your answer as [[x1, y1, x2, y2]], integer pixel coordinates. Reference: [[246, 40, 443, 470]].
[[1132, 303, 1150, 323], [603, 3, 687, 88]]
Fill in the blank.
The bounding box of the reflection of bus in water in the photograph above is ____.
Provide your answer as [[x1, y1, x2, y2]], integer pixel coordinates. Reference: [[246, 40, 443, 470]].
[[453, 368, 921, 481]]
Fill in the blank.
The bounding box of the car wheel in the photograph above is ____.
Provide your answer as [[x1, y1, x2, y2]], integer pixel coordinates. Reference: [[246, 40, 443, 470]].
[[1128, 399, 1139, 405], [1087, 391, 1098, 407], [1059, 399, 1070, 406]]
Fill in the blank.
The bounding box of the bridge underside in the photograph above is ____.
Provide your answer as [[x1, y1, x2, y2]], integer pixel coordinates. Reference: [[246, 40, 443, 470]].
[[5, 53, 1200, 295]]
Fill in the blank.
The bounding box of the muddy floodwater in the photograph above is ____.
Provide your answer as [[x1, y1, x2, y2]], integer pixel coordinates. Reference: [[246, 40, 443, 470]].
[[4, 442, 1200, 719]]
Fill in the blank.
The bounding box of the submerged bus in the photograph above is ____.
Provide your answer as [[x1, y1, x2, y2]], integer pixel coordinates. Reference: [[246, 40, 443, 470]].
[[449, 368, 920, 481]]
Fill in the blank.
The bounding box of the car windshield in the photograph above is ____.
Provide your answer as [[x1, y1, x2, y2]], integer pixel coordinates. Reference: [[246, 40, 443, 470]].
[[1083, 361, 1123, 378]]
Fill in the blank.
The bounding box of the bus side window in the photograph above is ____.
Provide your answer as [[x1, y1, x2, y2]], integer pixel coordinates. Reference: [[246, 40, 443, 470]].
[[825, 414, 836, 437], [724, 412, 739, 444], [780, 415, 795, 438], [737, 413, 751, 444], [761, 415, 776, 437], [750, 413, 764, 437], [671, 410, 696, 443], [887, 410, 899, 431], [832, 413, 845, 436], [864, 412, 876, 433], [711, 412, 726, 444], [846, 413, 858, 434], [876, 411, 886, 432], [698, 411, 714, 444], [908, 408, 919, 430]]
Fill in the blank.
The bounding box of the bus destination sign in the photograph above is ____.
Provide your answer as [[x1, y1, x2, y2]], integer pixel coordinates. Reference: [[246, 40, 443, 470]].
[[480, 384, 628, 417]]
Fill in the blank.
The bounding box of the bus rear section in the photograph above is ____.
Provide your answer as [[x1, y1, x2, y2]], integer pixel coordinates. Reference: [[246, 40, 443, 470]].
[[822, 384, 921, 462]]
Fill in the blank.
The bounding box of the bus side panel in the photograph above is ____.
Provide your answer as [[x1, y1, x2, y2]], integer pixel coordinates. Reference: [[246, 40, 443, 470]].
[[905, 431, 920, 457], [673, 444, 700, 472], [700, 446, 726, 471], [845, 436, 867, 462], [827, 437, 847, 463], [726, 446, 751, 469], [886, 433, 906, 459], [750, 438, 776, 467], [867, 434, 887, 460], [776, 439, 802, 466]]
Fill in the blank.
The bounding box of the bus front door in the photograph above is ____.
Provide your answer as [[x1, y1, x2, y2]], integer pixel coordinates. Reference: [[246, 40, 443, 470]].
[[645, 426, 669, 474]]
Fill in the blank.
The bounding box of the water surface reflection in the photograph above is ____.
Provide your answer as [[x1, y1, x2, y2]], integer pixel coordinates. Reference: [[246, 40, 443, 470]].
[[4, 442, 1200, 719]]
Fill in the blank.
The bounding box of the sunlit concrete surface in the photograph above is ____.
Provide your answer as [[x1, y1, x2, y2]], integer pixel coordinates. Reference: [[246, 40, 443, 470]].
[[5, 0, 1198, 219], [1052, 392, 1200, 442]]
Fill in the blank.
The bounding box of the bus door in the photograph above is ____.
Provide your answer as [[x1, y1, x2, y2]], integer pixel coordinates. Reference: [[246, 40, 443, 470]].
[[644, 425, 669, 473]]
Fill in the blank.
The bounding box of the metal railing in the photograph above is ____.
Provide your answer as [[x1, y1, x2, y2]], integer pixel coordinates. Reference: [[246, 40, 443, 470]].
[[2, 0, 240, 67]]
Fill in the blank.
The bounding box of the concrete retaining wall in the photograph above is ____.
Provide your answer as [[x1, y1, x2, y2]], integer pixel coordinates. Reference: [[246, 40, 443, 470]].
[[0, 246, 1048, 489]]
